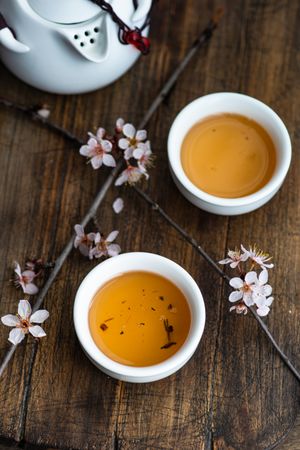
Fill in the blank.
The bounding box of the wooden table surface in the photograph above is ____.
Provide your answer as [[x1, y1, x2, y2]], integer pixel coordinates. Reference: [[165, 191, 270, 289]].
[[0, 1, 300, 449]]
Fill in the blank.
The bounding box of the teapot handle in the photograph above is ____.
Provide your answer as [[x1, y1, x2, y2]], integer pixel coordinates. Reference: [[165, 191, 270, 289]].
[[0, 28, 30, 53], [0, 16, 30, 54], [131, 0, 152, 24]]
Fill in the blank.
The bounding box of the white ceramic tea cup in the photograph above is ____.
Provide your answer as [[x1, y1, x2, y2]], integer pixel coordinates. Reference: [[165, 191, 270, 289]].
[[73, 252, 206, 383], [168, 92, 292, 215]]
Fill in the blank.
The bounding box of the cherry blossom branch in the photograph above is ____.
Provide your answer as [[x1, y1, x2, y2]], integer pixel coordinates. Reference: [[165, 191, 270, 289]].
[[0, 11, 223, 376]]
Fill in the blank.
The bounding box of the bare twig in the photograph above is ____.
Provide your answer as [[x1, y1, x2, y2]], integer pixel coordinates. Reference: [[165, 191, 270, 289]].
[[0, 11, 222, 376]]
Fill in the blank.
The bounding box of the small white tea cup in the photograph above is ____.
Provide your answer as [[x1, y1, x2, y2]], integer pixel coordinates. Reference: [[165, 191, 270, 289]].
[[73, 252, 206, 383], [168, 92, 292, 215]]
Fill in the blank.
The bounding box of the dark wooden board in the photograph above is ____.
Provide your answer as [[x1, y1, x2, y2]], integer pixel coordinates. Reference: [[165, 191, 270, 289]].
[[0, 0, 300, 449]]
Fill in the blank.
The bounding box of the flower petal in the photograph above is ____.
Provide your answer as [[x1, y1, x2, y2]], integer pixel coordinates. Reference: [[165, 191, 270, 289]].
[[240, 244, 249, 255], [229, 277, 243, 289], [265, 296, 274, 307], [261, 284, 272, 297], [31, 310, 49, 324], [243, 293, 255, 307], [96, 127, 106, 139], [29, 325, 46, 338], [229, 291, 243, 302], [257, 305, 270, 317], [102, 153, 116, 168], [18, 300, 31, 319], [101, 140, 112, 152], [112, 197, 124, 214], [24, 283, 39, 295], [106, 230, 119, 242], [255, 296, 266, 308], [90, 155, 103, 170], [79, 145, 90, 157], [259, 269, 268, 285], [124, 147, 134, 160], [14, 262, 22, 277], [219, 258, 231, 265], [118, 138, 129, 150], [245, 271, 257, 285], [74, 224, 85, 237], [107, 244, 121, 257], [22, 270, 35, 282], [116, 118, 124, 131], [115, 171, 128, 186], [136, 129, 147, 141], [8, 328, 25, 345], [1, 314, 20, 327], [123, 123, 135, 139], [133, 148, 144, 159], [87, 137, 98, 148]]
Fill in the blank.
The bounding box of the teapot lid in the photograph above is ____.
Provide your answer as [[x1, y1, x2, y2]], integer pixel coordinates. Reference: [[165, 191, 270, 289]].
[[27, 0, 101, 24]]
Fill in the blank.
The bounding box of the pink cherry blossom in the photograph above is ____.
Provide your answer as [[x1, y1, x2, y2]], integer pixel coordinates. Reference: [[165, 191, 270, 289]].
[[14, 262, 38, 295], [115, 165, 145, 186], [1, 300, 49, 345], [89, 231, 121, 259], [229, 270, 273, 315], [118, 123, 147, 156], [219, 249, 248, 268], [229, 270, 272, 306], [79, 128, 116, 170], [241, 245, 274, 269], [133, 140, 153, 173], [74, 224, 96, 257]]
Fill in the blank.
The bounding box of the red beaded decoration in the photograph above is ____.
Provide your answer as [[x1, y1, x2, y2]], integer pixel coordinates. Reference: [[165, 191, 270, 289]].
[[123, 29, 151, 55], [90, 0, 155, 55]]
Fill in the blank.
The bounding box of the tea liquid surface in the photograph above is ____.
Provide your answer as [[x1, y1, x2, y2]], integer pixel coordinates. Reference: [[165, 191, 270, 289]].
[[89, 271, 191, 366], [181, 113, 276, 198]]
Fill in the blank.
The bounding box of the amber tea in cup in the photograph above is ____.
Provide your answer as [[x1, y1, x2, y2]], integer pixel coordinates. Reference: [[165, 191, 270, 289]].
[[181, 113, 276, 198], [89, 271, 191, 367]]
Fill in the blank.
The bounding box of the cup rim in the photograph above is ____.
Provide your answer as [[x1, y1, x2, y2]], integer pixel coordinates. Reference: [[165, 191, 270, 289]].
[[168, 92, 292, 207], [73, 252, 206, 379]]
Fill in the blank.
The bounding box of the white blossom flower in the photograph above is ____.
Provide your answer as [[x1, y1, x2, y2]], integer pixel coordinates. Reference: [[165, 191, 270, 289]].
[[115, 165, 145, 186], [89, 231, 121, 259], [14, 262, 38, 295], [255, 296, 274, 317], [229, 270, 271, 307], [118, 123, 147, 157], [1, 300, 49, 345], [112, 197, 124, 214], [241, 245, 274, 269], [79, 128, 116, 169], [133, 140, 153, 173], [74, 224, 96, 257], [219, 249, 248, 268]]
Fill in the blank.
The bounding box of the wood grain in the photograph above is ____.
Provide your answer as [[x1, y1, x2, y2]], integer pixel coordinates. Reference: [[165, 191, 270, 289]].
[[0, 0, 300, 449]]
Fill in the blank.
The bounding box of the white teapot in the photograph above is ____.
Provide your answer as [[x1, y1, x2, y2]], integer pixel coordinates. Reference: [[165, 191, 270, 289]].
[[0, 0, 151, 94]]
